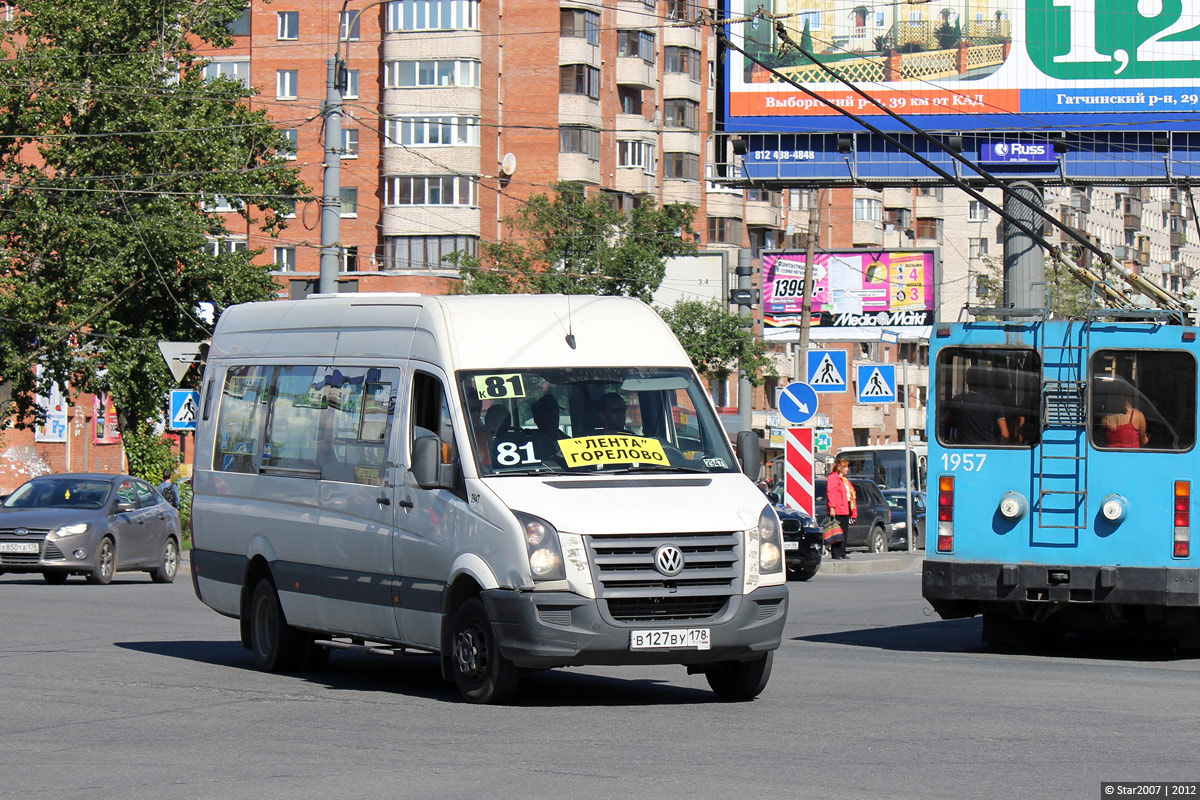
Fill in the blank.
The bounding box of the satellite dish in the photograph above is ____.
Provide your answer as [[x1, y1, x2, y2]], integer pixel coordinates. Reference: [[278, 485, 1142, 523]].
[[500, 152, 517, 176]]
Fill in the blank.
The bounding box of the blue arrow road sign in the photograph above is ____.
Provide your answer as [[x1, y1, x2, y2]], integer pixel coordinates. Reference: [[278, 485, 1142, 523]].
[[169, 389, 200, 431], [806, 349, 848, 393], [856, 364, 897, 404], [778, 382, 819, 425]]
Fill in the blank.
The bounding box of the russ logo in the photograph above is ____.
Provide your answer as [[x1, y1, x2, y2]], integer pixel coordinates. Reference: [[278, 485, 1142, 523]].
[[1028, 0, 1200, 79]]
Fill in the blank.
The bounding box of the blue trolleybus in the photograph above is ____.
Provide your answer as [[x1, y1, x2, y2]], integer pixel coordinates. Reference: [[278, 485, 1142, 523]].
[[922, 313, 1200, 646]]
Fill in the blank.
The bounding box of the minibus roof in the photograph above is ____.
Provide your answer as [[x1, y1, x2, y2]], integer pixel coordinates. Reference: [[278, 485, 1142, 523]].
[[210, 293, 693, 369]]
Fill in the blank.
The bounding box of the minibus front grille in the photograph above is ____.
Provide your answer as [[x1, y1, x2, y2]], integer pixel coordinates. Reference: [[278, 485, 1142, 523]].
[[606, 596, 728, 621], [584, 531, 741, 617]]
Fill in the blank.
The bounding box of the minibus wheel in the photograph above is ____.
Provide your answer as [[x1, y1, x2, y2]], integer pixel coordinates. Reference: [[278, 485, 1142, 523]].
[[450, 597, 519, 704], [704, 651, 773, 701], [248, 577, 304, 672]]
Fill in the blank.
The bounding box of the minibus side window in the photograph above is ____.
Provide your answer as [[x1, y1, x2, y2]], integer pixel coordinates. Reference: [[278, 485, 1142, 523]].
[[263, 365, 326, 474], [213, 365, 270, 473], [936, 348, 1041, 448], [1091, 349, 1196, 451], [411, 371, 464, 493], [319, 367, 398, 485]]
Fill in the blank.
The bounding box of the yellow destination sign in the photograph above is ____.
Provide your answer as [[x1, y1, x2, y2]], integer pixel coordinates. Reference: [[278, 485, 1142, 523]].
[[558, 435, 668, 468]]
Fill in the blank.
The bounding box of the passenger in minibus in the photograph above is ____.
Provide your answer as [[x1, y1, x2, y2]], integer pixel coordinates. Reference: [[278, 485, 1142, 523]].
[[597, 392, 632, 434], [530, 394, 567, 460]]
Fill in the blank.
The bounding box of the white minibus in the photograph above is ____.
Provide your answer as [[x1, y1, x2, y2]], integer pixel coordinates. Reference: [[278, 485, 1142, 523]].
[[190, 294, 788, 702]]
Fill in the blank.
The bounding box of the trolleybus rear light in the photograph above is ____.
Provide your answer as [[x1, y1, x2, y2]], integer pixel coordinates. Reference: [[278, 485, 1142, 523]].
[[937, 475, 954, 552], [1174, 481, 1190, 558], [1184, 332, 1196, 343]]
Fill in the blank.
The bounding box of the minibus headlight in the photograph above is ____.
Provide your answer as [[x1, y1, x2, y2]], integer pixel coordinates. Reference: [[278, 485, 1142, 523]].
[[757, 505, 784, 574], [513, 511, 566, 582]]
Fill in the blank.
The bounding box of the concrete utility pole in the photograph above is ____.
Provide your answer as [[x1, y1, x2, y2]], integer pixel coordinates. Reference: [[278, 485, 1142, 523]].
[[793, 189, 820, 381], [319, 55, 344, 296], [737, 249, 754, 433]]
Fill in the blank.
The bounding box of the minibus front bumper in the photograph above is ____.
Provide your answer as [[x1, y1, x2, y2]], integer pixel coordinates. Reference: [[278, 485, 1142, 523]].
[[482, 584, 789, 668]]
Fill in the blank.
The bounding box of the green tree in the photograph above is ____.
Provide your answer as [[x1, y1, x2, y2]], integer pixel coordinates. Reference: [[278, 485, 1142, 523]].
[[454, 183, 697, 303], [974, 254, 1102, 319], [800, 19, 814, 54], [658, 299, 777, 388], [0, 0, 306, 433]]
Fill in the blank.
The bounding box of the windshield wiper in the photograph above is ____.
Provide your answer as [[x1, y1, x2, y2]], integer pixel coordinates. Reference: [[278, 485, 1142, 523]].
[[607, 464, 710, 475]]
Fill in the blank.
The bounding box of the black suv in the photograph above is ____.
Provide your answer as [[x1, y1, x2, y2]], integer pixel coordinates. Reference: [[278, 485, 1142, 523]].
[[766, 492, 823, 581], [814, 478, 893, 553]]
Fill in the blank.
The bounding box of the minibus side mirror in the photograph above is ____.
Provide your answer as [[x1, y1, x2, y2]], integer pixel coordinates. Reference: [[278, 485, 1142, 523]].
[[411, 433, 441, 488], [736, 430, 760, 481]]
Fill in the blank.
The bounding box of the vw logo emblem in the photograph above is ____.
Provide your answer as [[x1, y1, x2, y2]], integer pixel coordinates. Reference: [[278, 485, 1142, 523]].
[[13, 528, 28, 536], [654, 544, 685, 577]]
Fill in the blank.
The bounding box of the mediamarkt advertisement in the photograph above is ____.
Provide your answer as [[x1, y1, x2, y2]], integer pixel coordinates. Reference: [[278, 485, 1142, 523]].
[[762, 250, 936, 341]]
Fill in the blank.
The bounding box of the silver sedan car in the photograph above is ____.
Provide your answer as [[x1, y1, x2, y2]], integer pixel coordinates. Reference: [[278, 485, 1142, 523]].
[[0, 473, 180, 584]]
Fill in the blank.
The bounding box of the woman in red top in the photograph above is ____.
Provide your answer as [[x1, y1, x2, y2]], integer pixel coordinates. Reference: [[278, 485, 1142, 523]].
[[826, 457, 857, 560], [1101, 386, 1148, 448]]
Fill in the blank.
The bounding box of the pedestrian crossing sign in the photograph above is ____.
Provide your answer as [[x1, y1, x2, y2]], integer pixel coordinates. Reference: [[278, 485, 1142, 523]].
[[806, 349, 848, 393], [856, 364, 897, 404], [169, 389, 200, 431]]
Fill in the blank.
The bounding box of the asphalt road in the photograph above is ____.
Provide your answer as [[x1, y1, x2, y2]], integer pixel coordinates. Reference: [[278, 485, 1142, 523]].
[[1, 558, 1197, 800]]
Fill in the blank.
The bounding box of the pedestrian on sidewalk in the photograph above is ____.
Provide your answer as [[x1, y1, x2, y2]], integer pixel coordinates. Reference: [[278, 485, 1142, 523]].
[[826, 457, 856, 560]]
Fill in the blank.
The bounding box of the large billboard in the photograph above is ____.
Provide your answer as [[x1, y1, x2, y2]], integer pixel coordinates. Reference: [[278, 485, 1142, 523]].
[[762, 250, 936, 342], [726, 0, 1200, 133]]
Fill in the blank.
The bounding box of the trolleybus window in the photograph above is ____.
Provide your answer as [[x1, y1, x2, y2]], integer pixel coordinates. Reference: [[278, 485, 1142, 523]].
[[936, 348, 1040, 448], [1090, 350, 1195, 452]]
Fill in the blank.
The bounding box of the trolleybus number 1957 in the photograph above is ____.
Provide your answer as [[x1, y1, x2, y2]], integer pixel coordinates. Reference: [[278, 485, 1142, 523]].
[[940, 453, 988, 471]]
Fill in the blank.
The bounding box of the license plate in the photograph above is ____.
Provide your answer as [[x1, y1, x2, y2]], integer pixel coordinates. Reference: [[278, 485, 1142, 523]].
[[0, 542, 39, 554], [630, 628, 710, 650], [784, 541, 799, 551]]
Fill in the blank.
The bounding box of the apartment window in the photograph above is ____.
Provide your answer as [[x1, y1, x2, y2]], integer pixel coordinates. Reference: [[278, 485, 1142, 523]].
[[343, 69, 359, 99], [749, 227, 780, 257], [745, 188, 779, 204], [339, 10, 361, 40], [276, 70, 298, 100], [708, 216, 739, 244], [385, 175, 478, 206], [618, 87, 643, 115], [203, 60, 250, 87], [968, 238, 989, 259], [387, 59, 480, 88], [618, 140, 655, 173], [968, 200, 989, 222], [885, 207, 911, 228], [917, 186, 943, 199], [560, 8, 600, 45], [277, 11, 298, 40], [208, 237, 249, 256], [341, 187, 358, 217], [559, 64, 600, 99], [384, 234, 478, 270], [342, 129, 359, 158], [282, 129, 298, 160], [227, 8, 251, 35], [666, 0, 696, 21], [914, 217, 944, 242], [664, 99, 698, 130], [664, 151, 699, 181], [205, 195, 238, 212], [387, 0, 479, 31], [799, 11, 820, 28], [853, 197, 882, 221], [559, 126, 600, 161], [341, 246, 359, 272], [274, 246, 297, 272], [618, 30, 655, 63], [385, 116, 480, 146], [664, 46, 701, 80]]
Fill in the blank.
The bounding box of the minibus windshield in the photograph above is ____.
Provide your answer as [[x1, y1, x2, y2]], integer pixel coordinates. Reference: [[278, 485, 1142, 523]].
[[458, 367, 740, 476]]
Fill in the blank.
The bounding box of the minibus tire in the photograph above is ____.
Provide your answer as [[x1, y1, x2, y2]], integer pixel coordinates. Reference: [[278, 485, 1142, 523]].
[[450, 597, 519, 704], [705, 651, 773, 701], [248, 578, 305, 672]]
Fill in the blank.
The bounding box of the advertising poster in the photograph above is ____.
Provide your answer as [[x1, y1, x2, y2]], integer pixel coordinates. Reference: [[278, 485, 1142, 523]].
[[762, 250, 935, 341], [34, 366, 68, 443], [94, 393, 122, 444], [727, 0, 1200, 131]]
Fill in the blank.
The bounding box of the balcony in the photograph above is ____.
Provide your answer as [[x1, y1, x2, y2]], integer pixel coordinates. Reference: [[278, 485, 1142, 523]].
[[616, 57, 656, 89], [745, 200, 781, 229], [852, 220, 884, 246], [1070, 192, 1091, 213], [1172, 228, 1185, 247]]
